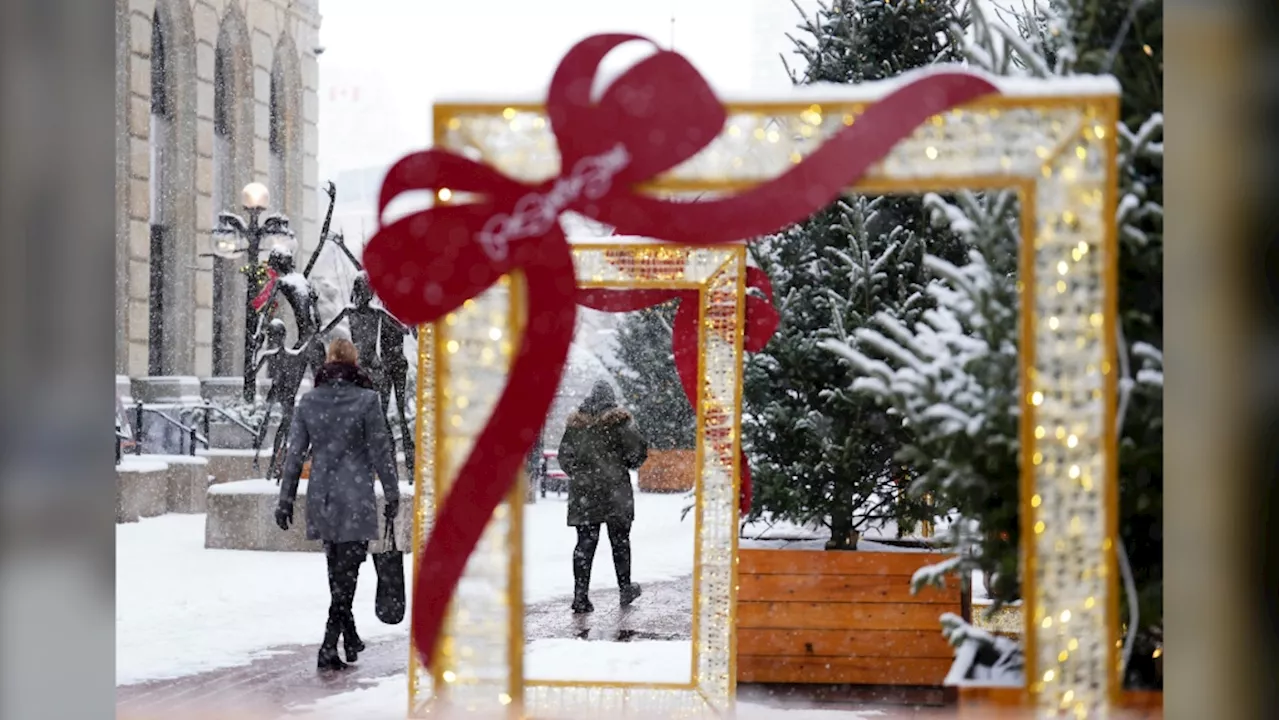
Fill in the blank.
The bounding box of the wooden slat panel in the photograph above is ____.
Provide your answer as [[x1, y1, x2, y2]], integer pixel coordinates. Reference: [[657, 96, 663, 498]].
[[1122, 691, 1163, 710], [737, 628, 954, 659], [958, 687, 1024, 707], [738, 573, 959, 604], [738, 548, 951, 577], [738, 601, 952, 631], [738, 655, 953, 686]]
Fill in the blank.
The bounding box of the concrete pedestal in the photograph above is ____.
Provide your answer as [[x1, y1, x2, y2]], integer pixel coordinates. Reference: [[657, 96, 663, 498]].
[[199, 448, 263, 485], [155, 455, 213, 513], [116, 454, 212, 520], [205, 479, 415, 552], [116, 456, 170, 523]]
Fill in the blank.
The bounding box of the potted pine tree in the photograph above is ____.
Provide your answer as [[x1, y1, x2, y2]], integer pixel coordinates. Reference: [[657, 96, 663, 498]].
[[733, 0, 975, 689]]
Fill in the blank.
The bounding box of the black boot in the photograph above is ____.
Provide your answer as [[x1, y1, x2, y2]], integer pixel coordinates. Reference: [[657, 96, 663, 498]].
[[620, 583, 642, 607], [571, 525, 601, 614], [571, 580, 594, 614], [318, 645, 349, 672], [343, 614, 366, 662], [607, 523, 640, 607]]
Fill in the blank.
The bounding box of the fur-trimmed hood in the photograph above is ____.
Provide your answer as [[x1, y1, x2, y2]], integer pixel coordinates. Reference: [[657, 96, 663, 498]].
[[566, 407, 632, 429]]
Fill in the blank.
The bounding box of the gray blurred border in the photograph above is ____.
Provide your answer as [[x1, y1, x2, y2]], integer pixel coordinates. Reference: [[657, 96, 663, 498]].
[[0, 0, 117, 718], [0, 1, 1275, 719], [1165, 0, 1277, 719]]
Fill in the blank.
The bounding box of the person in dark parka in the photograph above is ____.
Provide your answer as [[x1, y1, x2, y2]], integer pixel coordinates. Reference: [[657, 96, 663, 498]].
[[276, 338, 401, 671], [558, 381, 649, 614]]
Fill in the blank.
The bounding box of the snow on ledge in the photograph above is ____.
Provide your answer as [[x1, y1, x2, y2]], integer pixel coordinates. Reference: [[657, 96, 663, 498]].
[[116, 456, 169, 473], [146, 454, 209, 466], [434, 66, 1120, 107], [209, 478, 417, 497]]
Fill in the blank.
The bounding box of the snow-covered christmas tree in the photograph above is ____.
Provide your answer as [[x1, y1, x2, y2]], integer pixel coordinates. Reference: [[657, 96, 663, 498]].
[[743, 0, 967, 549], [820, 0, 1164, 688]]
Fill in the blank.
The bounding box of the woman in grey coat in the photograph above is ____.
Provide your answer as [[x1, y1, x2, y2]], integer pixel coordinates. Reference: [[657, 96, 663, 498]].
[[559, 381, 649, 614], [275, 338, 401, 671]]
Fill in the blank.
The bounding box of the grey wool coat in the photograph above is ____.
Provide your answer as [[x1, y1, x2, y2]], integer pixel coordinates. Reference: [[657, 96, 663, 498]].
[[559, 407, 649, 527], [279, 366, 400, 543]]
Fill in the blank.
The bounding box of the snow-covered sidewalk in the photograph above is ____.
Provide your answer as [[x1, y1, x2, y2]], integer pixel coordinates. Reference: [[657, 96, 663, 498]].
[[117, 493, 697, 685], [286, 673, 891, 719]]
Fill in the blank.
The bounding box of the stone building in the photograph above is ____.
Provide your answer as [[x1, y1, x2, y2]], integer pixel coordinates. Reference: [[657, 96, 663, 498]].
[[115, 0, 322, 403]]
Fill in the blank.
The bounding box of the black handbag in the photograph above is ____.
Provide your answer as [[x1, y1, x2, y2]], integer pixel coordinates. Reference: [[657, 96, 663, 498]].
[[372, 517, 405, 625]]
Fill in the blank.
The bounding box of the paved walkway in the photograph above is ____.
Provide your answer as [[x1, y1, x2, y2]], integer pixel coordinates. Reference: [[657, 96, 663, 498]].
[[116, 575, 694, 717], [525, 574, 693, 643]]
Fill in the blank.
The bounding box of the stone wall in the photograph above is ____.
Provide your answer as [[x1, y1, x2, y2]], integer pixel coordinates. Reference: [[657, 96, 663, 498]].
[[116, 0, 321, 379]]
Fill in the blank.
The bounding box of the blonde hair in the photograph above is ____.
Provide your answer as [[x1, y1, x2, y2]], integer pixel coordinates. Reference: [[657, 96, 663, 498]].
[[326, 337, 359, 365]]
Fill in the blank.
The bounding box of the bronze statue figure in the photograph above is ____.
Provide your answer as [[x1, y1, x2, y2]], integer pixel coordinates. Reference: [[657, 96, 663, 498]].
[[321, 270, 416, 481]]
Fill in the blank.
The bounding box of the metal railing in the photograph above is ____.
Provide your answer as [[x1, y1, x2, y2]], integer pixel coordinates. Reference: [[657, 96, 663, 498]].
[[189, 403, 262, 446], [130, 403, 208, 456], [119, 401, 267, 462]]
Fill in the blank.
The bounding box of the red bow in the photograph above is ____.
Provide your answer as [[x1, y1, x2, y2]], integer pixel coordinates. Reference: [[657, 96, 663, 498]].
[[578, 265, 779, 515], [251, 267, 280, 312], [364, 33, 996, 670]]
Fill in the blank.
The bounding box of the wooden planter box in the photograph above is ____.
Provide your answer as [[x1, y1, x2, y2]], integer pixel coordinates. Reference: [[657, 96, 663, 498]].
[[637, 448, 695, 493], [958, 688, 1162, 718], [736, 548, 965, 687]]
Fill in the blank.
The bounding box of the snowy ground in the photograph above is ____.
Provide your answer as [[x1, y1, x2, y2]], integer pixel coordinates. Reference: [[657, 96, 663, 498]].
[[117, 492, 698, 686], [116, 514, 406, 685], [527, 639, 691, 683], [286, 673, 888, 720], [118, 491, 972, 713]]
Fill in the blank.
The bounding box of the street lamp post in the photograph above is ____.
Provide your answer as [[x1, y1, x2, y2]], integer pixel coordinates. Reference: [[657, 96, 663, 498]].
[[210, 182, 294, 403]]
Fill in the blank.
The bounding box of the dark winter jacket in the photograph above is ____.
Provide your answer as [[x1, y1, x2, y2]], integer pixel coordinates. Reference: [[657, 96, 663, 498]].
[[559, 383, 649, 526], [279, 361, 399, 543]]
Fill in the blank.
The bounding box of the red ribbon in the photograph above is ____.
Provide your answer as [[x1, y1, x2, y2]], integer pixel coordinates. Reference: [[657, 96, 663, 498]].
[[250, 267, 279, 312], [578, 265, 778, 515], [363, 33, 997, 669]]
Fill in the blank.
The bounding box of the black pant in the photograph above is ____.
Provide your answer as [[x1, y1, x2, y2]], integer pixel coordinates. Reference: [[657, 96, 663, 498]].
[[323, 541, 367, 651], [573, 522, 632, 597]]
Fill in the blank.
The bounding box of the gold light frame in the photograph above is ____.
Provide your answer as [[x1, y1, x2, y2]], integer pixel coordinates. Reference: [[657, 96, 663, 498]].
[[409, 244, 746, 719], [412, 77, 1123, 719]]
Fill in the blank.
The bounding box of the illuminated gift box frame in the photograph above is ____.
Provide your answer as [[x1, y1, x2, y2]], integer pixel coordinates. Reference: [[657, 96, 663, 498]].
[[410, 242, 747, 720], [409, 73, 1123, 719]]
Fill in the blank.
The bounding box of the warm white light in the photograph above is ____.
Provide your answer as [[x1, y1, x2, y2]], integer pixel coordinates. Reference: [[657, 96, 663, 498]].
[[212, 231, 244, 258], [242, 182, 270, 209]]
